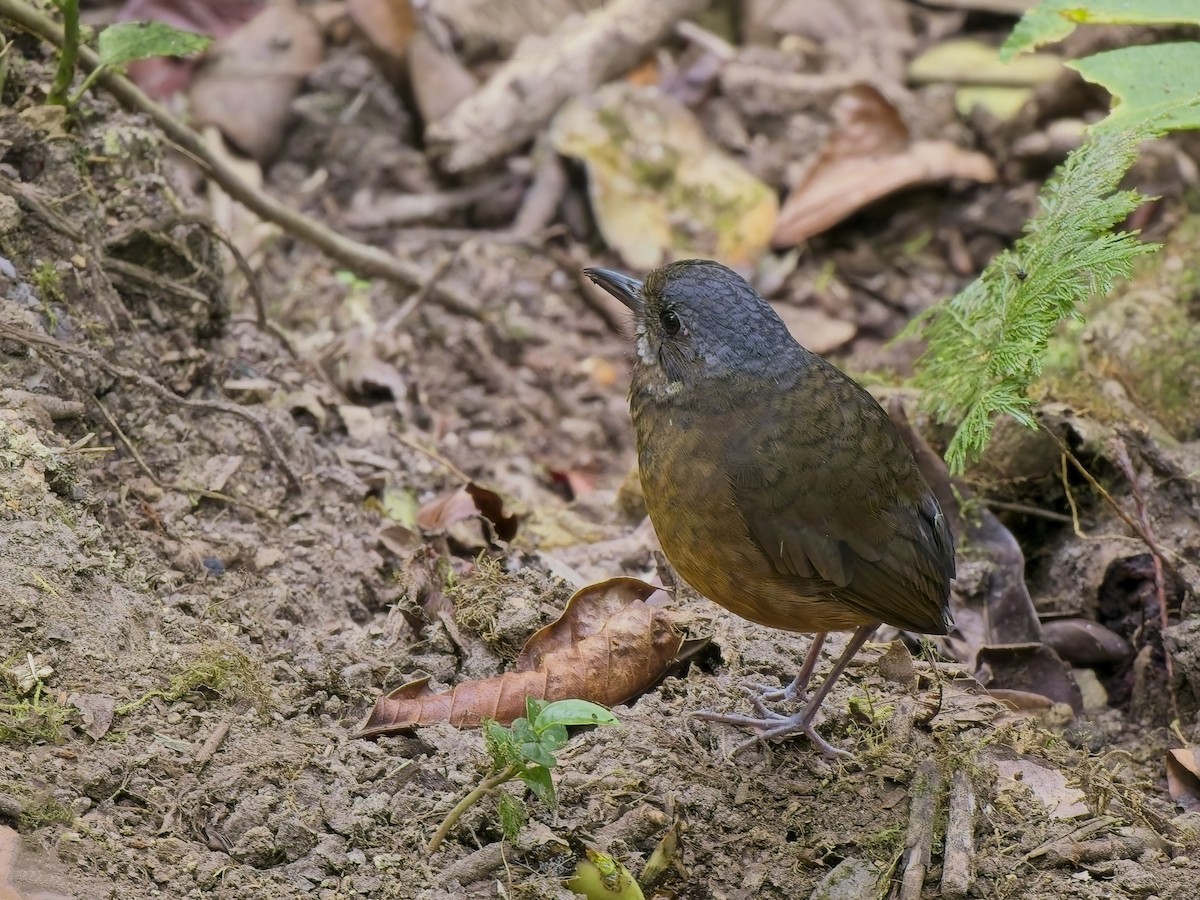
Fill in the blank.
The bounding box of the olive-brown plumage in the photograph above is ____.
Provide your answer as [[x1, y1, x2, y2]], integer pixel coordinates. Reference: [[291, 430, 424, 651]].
[[585, 259, 955, 757]]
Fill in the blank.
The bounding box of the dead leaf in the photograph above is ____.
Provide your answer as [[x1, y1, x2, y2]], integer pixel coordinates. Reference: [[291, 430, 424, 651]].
[[417, 483, 519, 544], [552, 82, 778, 271], [624, 56, 660, 87], [378, 523, 422, 556], [886, 398, 1082, 711], [1041, 618, 1133, 667], [348, 0, 416, 76], [876, 639, 917, 686], [202, 454, 243, 493], [1167, 747, 1200, 812], [357, 577, 684, 735], [67, 692, 115, 741], [407, 30, 479, 124], [577, 356, 619, 389], [986, 688, 1054, 711], [773, 304, 856, 355], [338, 405, 389, 444], [343, 351, 407, 405], [190, 5, 325, 161], [773, 85, 996, 247], [203, 124, 280, 266], [993, 753, 1090, 820], [252, 546, 284, 571], [548, 468, 596, 501]]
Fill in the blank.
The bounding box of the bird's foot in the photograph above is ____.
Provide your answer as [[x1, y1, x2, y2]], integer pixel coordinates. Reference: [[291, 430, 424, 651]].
[[693, 708, 851, 760], [740, 679, 806, 711]]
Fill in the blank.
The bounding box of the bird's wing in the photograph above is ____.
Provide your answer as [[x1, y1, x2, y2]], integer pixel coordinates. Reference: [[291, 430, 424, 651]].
[[726, 367, 955, 634]]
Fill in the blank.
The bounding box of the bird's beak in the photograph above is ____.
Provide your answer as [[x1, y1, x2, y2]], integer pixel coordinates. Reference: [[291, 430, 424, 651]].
[[583, 267, 644, 313]]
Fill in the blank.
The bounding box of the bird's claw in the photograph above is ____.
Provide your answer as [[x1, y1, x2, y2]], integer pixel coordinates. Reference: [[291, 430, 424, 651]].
[[738, 684, 792, 719], [740, 680, 806, 708], [692, 709, 852, 760]]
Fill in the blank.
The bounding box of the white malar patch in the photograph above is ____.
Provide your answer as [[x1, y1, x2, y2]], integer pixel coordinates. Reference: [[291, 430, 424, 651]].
[[636, 323, 657, 366]]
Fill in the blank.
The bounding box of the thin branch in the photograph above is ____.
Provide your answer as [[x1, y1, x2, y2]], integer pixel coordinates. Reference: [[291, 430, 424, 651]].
[[983, 498, 1074, 524], [0, 0, 478, 313], [0, 321, 303, 495], [1110, 437, 1177, 719]]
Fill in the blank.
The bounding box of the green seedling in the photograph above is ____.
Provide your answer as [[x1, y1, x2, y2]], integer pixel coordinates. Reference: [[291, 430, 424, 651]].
[[48, 0, 211, 107], [908, 0, 1200, 473], [426, 697, 618, 853]]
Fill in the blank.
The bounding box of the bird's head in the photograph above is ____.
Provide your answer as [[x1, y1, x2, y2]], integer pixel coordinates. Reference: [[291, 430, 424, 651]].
[[584, 259, 799, 388]]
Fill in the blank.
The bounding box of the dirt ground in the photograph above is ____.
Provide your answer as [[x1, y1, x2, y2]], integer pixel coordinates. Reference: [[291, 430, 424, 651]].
[[3, 4, 1200, 900]]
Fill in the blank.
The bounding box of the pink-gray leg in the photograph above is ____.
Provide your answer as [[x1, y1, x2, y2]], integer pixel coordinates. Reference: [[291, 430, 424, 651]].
[[696, 623, 878, 759]]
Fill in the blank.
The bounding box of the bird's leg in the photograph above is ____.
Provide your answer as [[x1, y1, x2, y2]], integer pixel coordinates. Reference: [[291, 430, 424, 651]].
[[742, 632, 828, 713], [696, 624, 878, 759]]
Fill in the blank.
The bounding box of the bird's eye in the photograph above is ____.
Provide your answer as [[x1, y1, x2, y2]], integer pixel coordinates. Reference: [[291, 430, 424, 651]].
[[659, 309, 681, 335]]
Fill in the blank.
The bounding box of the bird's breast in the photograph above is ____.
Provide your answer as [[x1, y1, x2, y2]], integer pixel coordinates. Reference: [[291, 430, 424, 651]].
[[630, 388, 873, 633]]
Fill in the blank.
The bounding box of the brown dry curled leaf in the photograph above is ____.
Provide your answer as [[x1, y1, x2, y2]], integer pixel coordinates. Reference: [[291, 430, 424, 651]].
[[416, 482, 519, 544], [772, 84, 996, 247], [357, 577, 682, 736]]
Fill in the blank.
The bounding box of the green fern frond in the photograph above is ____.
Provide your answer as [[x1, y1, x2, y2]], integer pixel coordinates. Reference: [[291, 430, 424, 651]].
[[909, 126, 1161, 473]]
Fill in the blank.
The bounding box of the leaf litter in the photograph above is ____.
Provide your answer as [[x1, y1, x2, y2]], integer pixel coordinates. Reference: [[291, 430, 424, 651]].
[[0, 1, 1198, 898]]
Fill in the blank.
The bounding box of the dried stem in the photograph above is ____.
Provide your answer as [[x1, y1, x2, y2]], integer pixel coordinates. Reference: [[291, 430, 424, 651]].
[[427, 766, 519, 854]]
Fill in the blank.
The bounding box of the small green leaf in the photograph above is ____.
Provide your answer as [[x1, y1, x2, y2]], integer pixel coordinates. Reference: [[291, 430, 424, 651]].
[[98, 21, 212, 68], [538, 723, 568, 751], [496, 791, 526, 841], [525, 696, 548, 722], [511, 717, 537, 746], [1003, 0, 1200, 60], [484, 720, 517, 770], [520, 765, 556, 808], [518, 741, 556, 769], [911, 125, 1160, 471], [1069, 44, 1200, 133], [533, 699, 619, 730]]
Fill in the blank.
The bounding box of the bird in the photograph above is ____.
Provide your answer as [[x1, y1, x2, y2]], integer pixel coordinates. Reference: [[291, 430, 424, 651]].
[[584, 259, 956, 758]]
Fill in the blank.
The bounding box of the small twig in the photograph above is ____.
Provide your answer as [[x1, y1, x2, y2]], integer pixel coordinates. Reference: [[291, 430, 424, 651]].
[[36, 350, 159, 482], [0, 0, 476, 313], [0, 174, 84, 241], [396, 433, 472, 484], [983, 498, 1074, 524], [1059, 452, 1088, 540], [1047, 429, 1162, 556], [674, 19, 737, 60], [0, 321, 303, 494], [427, 766, 518, 854], [510, 136, 567, 240], [193, 718, 232, 769], [900, 759, 942, 900], [103, 257, 215, 308], [31, 350, 274, 514], [173, 212, 285, 352], [381, 251, 458, 333], [941, 768, 976, 898], [1110, 437, 1177, 716]]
